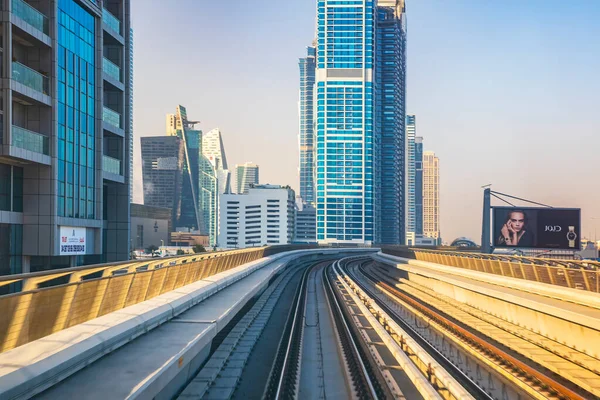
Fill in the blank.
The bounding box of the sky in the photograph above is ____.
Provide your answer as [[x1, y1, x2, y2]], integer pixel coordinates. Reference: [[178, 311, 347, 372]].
[[130, 0, 600, 244]]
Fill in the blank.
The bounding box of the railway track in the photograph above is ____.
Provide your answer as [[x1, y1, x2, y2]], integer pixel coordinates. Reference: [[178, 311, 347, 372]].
[[348, 257, 598, 400], [264, 261, 383, 399]]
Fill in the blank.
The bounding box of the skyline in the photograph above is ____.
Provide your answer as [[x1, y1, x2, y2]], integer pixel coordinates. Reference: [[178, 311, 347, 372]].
[[131, 0, 600, 243]]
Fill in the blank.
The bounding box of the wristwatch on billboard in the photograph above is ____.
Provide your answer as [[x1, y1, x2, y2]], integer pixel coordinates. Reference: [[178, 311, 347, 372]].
[[567, 226, 577, 248]]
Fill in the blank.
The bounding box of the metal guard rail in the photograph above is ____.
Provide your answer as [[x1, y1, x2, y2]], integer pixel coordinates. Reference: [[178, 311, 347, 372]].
[[390, 248, 600, 293], [0, 245, 313, 353]]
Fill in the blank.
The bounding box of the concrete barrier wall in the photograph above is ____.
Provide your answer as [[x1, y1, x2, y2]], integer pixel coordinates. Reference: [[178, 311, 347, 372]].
[[374, 253, 600, 359]]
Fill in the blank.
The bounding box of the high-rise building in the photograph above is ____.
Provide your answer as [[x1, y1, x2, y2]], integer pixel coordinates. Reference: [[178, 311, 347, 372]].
[[414, 136, 424, 235], [406, 115, 424, 238], [378, 1, 407, 245], [298, 46, 316, 205], [423, 151, 440, 243], [142, 106, 203, 235], [312, 0, 407, 244], [141, 136, 184, 226], [200, 128, 231, 246], [219, 185, 296, 249], [0, 0, 132, 275], [235, 162, 259, 194]]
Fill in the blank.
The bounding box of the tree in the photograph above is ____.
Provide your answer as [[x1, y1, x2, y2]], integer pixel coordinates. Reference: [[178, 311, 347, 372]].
[[176, 249, 185, 255], [193, 244, 206, 254], [146, 244, 158, 254]]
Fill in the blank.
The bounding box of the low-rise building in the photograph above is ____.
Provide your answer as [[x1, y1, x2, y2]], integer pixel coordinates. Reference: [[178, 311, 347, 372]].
[[130, 204, 171, 251], [170, 231, 210, 248], [219, 185, 295, 249]]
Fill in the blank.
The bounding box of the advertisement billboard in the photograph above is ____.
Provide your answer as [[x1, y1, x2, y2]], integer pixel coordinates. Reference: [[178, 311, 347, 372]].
[[59, 226, 86, 255], [493, 207, 580, 250]]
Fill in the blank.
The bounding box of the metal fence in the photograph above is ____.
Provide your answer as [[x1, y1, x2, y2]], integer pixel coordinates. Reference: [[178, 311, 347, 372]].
[[381, 247, 600, 293], [0, 245, 309, 353]]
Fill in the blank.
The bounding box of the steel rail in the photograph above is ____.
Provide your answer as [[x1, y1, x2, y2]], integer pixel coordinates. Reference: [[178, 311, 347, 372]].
[[363, 263, 590, 400], [323, 261, 379, 399], [340, 257, 492, 400]]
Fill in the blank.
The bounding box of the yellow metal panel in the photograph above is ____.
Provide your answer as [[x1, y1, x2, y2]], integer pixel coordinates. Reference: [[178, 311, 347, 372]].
[[124, 271, 153, 307], [160, 266, 180, 294], [21, 286, 74, 345], [0, 293, 33, 352], [97, 275, 135, 317], [145, 268, 167, 300], [66, 279, 109, 328], [174, 264, 191, 289]]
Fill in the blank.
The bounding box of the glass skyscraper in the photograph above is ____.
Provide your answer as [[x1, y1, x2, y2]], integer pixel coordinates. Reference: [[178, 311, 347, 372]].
[[406, 114, 424, 236], [312, 0, 406, 244], [378, 1, 407, 244], [0, 0, 132, 274], [298, 46, 316, 205]]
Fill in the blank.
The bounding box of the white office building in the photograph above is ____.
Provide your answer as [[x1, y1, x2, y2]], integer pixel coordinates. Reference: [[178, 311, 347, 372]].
[[219, 185, 295, 249]]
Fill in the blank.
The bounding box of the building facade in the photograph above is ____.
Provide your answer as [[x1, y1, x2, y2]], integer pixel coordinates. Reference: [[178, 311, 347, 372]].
[[423, 151, 440, 243], [406, 114, 424, 240], [200, 128, 231, 246], [141, 136, 185, 227], [312, 0, 406, 245], [219, 185, 295, 249], [0, 0, 132, 274], [377, 0, 407, 245], [235, 162, 259, 194], [295, 199, 316, 243], [142, 105, 204, 234], [298, 46, 316, 205], [130, 203, 170, 251]]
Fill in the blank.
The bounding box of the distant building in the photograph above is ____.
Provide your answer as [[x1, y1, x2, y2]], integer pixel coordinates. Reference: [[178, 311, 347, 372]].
[[312, 1, 407, 245], [170, 232, 210, 248], [235, 162, 259, 194], [423, 151, 440, 244], [200, 128, 231, 246], [219, 185, 295, 249], [142, 106, 202, 233], [295, 198, 316, 243], [450, 237, 478, 248], [130, 204, 171, 251], [298, 46, 316, 205], [406, 232, 437, 246], [406, 115, 424, 237]]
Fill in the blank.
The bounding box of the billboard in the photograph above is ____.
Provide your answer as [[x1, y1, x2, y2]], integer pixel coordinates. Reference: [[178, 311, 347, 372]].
[[59, 226, 86, 255], [493, 207, 580, 250]]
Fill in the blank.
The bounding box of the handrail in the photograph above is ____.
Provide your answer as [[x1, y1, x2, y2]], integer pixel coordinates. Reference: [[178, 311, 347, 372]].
[[0, 244, 316, 353]]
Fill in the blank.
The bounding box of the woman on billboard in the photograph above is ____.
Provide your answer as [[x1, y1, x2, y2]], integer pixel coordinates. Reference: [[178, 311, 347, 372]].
[[497, 210, 535, 247]]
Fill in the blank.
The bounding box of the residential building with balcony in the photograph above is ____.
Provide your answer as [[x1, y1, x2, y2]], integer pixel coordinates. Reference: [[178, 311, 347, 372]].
[[0, 0, 132, 275]]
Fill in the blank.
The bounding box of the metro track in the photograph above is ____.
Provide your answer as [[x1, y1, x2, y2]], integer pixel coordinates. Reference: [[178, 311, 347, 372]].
[[344, 256, 598, 400], [264, 261, 384, 399]]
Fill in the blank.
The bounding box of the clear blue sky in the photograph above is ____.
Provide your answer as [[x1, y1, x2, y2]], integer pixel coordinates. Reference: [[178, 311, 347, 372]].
[[131, 0, 600, 243]]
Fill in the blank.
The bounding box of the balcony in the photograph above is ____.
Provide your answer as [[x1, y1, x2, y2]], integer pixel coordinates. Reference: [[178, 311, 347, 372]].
[[12, 125, 49, 155], [103, 58, 121, 82], [103, 106, 121, 129], [103, 155, 121, 175], [102, 8, 121, 35], [12, 0, 49, 35], [12, 62, 49, 95]]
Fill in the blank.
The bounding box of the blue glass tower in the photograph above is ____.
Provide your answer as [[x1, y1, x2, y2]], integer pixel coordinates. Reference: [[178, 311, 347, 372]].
[[315, 0, 377, 244], [377, 1, 407, 245], [298, 46, 316, 205], [313, 0, 406, 244]]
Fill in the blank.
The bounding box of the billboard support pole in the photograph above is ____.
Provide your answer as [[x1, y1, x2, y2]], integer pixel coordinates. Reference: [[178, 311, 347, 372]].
[[482, 188, 492, 253]]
